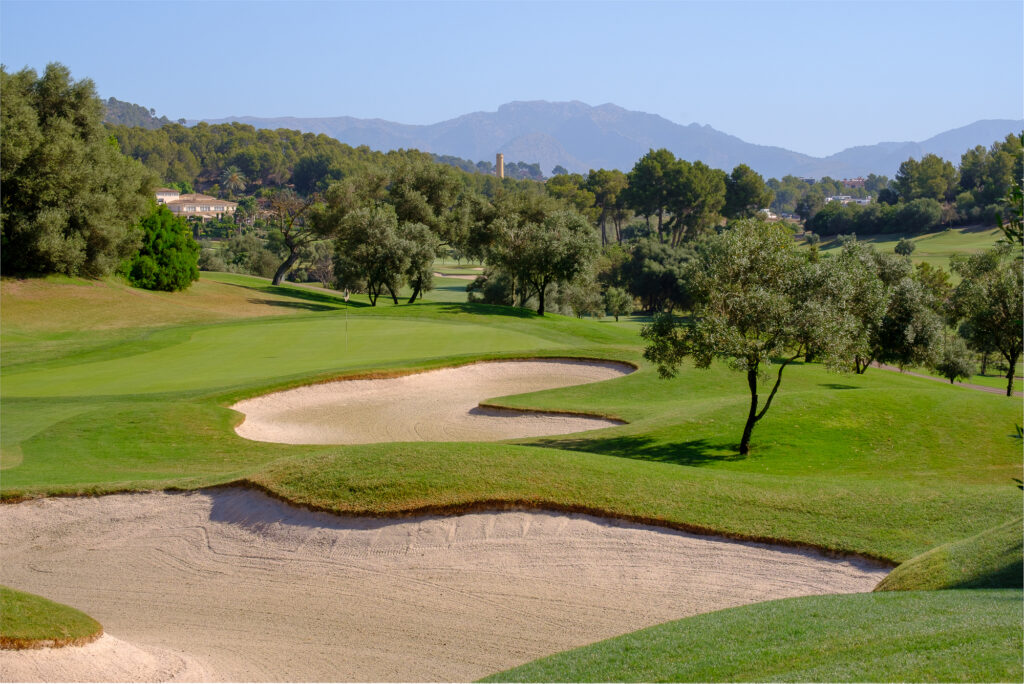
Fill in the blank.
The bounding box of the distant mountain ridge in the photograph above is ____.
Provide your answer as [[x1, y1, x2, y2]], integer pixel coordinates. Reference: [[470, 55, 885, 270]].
[[194, 101, 1022, 179]]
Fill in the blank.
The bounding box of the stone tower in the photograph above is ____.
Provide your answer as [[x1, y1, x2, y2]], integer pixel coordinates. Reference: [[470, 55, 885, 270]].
[[496, 153, 504, 179]]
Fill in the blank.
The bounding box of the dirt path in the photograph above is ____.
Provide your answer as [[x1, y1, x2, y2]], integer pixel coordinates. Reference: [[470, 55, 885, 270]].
[[432, 272, 478, 281], [232, 359, 633, 445], [874, 362, 1023, 397], [0, 489, 888, 682]]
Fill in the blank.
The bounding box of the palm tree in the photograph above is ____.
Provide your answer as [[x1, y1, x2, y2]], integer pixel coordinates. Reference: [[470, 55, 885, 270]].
[[220, 166, 246, 198]]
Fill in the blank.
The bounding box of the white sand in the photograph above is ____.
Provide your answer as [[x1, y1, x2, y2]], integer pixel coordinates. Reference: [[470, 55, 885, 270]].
[[232, 359, 634, 444], [1, 635, 209, 683], [0, 489, 888, 682]]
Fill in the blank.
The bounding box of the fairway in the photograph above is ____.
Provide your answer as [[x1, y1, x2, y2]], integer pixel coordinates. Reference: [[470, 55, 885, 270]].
[[1, 271, 1021, 681]]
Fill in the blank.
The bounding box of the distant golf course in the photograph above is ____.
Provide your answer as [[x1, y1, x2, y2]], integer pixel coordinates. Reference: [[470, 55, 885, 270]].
[[1, 268, 1021, 681]]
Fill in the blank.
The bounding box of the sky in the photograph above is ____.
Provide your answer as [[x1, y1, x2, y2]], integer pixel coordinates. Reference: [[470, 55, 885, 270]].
[[1, 0, 1021, 157]]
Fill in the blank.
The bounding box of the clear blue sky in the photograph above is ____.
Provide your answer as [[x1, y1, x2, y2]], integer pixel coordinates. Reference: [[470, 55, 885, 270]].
[[2, 0, 1021, 157]]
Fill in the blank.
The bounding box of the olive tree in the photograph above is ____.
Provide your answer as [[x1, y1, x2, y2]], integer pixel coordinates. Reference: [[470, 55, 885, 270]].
[[642, 219, 858, 455], [488, 210, 599, 315], [1, 63, 154, 276], [950, 245, 1023, 396], [333, 205, 411, 306]]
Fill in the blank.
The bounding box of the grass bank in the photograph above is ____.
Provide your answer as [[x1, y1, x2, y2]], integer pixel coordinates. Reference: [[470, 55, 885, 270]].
[[481, 589, 1023, 683], [0, 586, 102, 649]]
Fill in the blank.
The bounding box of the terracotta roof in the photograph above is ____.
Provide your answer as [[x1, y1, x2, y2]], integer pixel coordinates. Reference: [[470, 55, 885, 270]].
[[155, 188, 178, 193]]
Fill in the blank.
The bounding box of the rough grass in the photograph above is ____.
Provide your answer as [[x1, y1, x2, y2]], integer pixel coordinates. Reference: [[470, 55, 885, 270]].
[[481, 589, 1023, 683], [876, 517, 1024, 591], [0, 586, 102, 649]]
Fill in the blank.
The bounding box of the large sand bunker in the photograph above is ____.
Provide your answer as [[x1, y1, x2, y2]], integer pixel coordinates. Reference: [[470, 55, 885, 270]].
[[0, 489, 888, 682], [232, 359, 634, 444]]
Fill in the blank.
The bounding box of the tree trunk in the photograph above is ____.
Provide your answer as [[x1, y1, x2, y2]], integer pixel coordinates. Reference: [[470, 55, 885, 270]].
[[537, 284, 546, 315], [1004, 349, 1020, 397], [407, 284, 421, 304], [739, 368, 758, 455], [981, 351, 988, 375], [272, 248, 300, 286], [386, 284, 399, 305]]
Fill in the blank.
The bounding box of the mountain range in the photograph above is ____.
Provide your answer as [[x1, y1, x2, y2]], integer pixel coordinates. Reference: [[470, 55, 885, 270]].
[[194, 101, 1022, 180]]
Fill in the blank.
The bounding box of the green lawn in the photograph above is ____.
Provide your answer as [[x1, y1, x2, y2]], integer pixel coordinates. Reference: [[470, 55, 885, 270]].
[[0, 586, 102, 648], [488, 517, 1023, 682], [1, 270, 1021, 678], [482, 589, 1023, 683], [817, 225, 1012, 273]]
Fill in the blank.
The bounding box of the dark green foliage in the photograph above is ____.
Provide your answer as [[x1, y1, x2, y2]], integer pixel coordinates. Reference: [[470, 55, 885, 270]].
[[642, 219, 862, 454], [102, 97, 173, 129], [1, 63, 154, 277], [487, 208, 600, 315], [122, 205, 199, 291], [602, 286, 633, 321], [622, 237, 692, 312], [935, 336, 977, 384], [723, 163, 773, 219], [895, 153, 959, 202], [333, 205, 411, 305], [950, 245, 1024, 396], [895, 236, 916, 256]]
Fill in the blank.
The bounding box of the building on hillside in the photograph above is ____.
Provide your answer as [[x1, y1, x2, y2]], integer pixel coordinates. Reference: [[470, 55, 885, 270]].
[[155, 189, 238, 220], [155, 187, 180, 204], [841, 177, 866, 189]]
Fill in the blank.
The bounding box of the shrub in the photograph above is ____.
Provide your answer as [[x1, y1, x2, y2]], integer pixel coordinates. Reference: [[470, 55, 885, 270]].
[[122, 205, 199, 291]]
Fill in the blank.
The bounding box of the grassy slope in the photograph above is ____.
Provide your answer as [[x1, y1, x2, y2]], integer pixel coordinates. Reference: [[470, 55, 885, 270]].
[[876, 517, 1023, 591], [487, 519, 1024, 682], [817, 225, 1007, 272], [0, 586, 102, 648], [481, 589, 1023, 683], [3, 271, 1021, 680], [2, 272, 1020, 564]]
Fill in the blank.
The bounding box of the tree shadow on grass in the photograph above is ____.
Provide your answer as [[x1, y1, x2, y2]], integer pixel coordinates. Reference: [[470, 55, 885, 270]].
[[226, 281, 370, 308], [438, 302, 538, 319], [534, 434, 745, 467], [819, 383, 860, 390], [247, 298, 337, 312]]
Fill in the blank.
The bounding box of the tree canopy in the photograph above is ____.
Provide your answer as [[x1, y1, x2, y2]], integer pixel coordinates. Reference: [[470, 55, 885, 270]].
[[642, 220, 859, 454], [1, 63, 155, 277]]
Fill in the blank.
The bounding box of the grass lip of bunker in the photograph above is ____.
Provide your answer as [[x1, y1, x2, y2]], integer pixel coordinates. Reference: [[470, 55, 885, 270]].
[[230, 358, 635, 445]]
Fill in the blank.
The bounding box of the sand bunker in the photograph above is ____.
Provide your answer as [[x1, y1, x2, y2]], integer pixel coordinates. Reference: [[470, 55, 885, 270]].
[[1, 634, 209, 683], [0, 488, 888, 682], [232, 359, 633, 444]]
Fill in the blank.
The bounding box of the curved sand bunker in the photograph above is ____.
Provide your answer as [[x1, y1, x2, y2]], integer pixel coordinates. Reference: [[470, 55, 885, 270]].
[[0, 489, 888, 682], [232, 359, 634, 444]]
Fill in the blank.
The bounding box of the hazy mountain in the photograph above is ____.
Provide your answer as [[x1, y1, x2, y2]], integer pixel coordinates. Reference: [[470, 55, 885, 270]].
[[195, 102, 1022, 179]]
